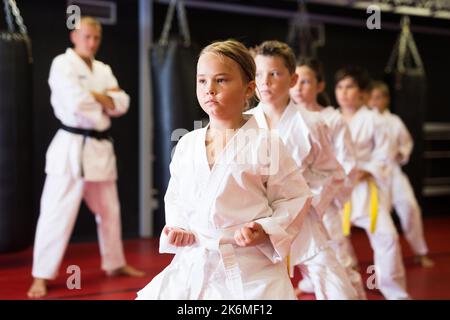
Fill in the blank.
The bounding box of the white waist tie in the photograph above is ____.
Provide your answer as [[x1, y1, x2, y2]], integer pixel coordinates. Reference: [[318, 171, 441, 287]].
[[189, 225, 245, 299]]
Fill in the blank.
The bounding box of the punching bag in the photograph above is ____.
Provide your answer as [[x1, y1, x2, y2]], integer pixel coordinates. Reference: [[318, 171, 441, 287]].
[[385, 16, 426, 206], [286, 1, 325, 59], [151, 0, 202, 234], [0, 0, 33, 252]]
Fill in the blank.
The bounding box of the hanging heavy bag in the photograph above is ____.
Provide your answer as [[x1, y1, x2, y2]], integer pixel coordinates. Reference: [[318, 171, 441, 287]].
[[286, 1, 325, 59], [385, 16, 426, 205], [150, 0, 202, 234], [0, 0, 33, 252]]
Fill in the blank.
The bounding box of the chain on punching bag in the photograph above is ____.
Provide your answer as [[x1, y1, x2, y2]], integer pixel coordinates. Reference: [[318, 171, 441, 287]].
[[385, 16, 426, 205], [150, 0, 202, 234], [0, 0, 33, 252], [287, 0, 325, 59]]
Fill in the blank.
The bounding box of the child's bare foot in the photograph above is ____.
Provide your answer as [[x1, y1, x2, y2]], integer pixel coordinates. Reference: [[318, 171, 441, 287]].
[[415, 255, 435, 268], [27, 278, 47, 299], [106, 265, 146, 277], [294, 287, 302, 297], [352, 264, 361, 272]]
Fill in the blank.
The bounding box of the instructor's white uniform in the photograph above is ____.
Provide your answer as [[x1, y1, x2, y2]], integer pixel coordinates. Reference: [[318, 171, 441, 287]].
[[32, 48, 130, 279]]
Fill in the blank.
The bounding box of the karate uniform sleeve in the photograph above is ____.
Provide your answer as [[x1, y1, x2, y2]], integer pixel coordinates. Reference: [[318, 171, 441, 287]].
[[396, 116, 413, 165], [333, 120, 358, 207], [255, 135, 313, 263], [159, 138, 191, 254], [48, 57, 103, 126], [302, 122, 346, 217], [103, 65, 130, 117]]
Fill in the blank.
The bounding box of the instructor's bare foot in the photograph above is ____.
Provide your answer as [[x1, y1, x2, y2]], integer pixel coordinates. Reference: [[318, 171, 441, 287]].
[[106, 265, 146, 277], [415, 255, 435, 268], [27, 278, 47, 299]]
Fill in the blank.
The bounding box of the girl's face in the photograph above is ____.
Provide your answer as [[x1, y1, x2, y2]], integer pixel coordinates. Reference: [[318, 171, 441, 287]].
[[254, 55, 298, 106], [196, 52, 255, 122], [335, 76, 363, 110], [369, 88, 389, 113], [290, 65, 324, 105]]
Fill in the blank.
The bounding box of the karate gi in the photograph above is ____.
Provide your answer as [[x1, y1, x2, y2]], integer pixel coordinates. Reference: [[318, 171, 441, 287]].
[[319, 106, 366, 299], [382, 110, 429, 256], [249, 102, 358, 300], [32, 48, 130, 279], [344, 106, 410, 300], [136, 117, 313, 300]]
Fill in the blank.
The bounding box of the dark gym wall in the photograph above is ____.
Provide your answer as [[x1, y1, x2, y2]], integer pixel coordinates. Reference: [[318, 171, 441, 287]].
[[18, 0, 139, 242], [152, 1, 450, 217], [153, 2, 450, 120]]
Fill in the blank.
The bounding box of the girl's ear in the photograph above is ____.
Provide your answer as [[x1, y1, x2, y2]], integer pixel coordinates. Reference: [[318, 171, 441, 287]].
[[317, 81, 325, 93], [70, 30, 77, 45], [290, 73, 299, 88], [246, 80, 256, 99]]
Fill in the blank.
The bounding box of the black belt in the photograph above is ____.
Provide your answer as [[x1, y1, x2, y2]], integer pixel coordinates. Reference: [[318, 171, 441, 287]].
[[60, 124, 112, 140], [60, 124, 113, 178]]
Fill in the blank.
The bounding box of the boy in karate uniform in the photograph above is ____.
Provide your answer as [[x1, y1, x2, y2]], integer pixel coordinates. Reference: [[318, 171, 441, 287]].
[[369, 81, 433, 268], [335, 66, 410, 299], [249, 41, 357, 299]]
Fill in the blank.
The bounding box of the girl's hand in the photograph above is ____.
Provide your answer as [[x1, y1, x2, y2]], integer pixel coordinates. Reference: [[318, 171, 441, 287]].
[[163, 226, 196, 247], [234, 222, 269, 247]]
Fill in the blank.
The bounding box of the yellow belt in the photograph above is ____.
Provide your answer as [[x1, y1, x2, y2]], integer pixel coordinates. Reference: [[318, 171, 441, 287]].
[[287, 254, 291, 277], [342, 178, 379, 236]]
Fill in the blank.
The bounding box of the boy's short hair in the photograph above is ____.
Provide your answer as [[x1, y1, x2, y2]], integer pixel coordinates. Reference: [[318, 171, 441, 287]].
[[252, 40, 296, 74], [370, 80, 390, 98], [334, 65, 371, 90], [75, 16, 102, 31]]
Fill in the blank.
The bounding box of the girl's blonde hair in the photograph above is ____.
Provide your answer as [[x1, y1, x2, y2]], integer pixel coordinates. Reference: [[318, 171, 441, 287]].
[[200, 39, 256, 84], [370, 80, 390, 98]]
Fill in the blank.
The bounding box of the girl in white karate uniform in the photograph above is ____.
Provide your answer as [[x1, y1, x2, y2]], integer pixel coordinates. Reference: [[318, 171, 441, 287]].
[[250, 41, 358, 300], [335, 66, 410, 299], [368, 81, 433, 268], [136, 40, 313, 300], [289, 57, 367, 299], [28, 17, 144, 299]]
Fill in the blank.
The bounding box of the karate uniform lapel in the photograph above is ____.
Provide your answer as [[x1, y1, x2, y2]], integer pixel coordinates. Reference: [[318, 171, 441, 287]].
[[66, 48, 112, 96], [260, 101, 312, 166], [250, 105, 269, 129], [191, 120, 256, 300], [194, 118, 257, 228], [346, 105, 366, 138], [66, 48, 93, 75]]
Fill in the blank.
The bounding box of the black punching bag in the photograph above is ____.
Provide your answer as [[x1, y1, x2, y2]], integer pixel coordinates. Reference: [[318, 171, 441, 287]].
[[0, 29, 33, 252], [385, 16, 426, 206], [151, 0, 201, 234]]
